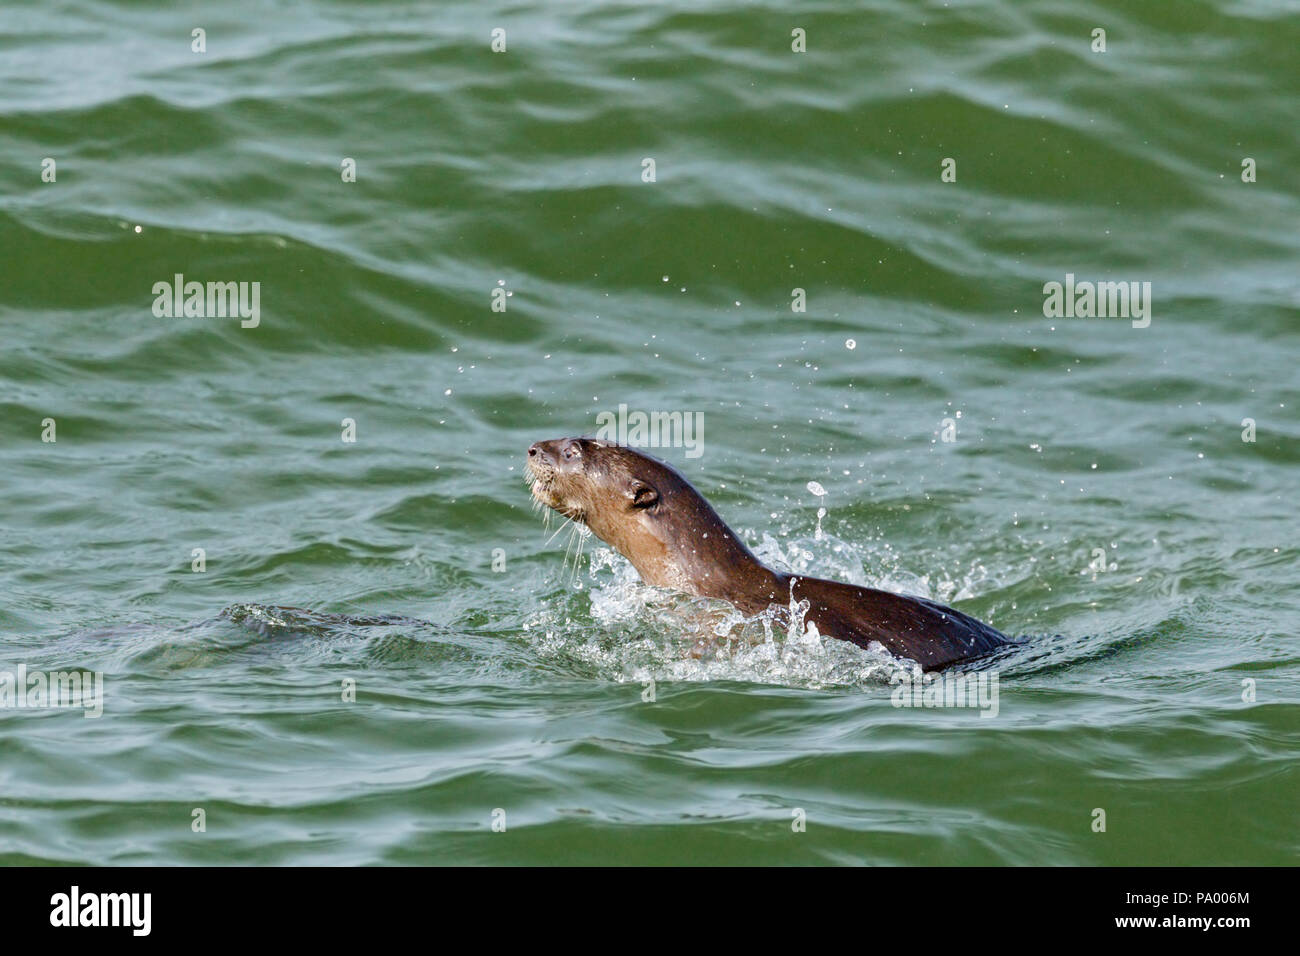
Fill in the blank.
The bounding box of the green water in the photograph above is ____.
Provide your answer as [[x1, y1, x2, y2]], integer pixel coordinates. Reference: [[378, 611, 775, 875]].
[[2, 0, 1298, 865]]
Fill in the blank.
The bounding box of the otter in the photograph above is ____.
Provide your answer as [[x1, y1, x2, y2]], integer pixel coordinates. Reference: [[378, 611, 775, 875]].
[[526, 437, 1014, 671]]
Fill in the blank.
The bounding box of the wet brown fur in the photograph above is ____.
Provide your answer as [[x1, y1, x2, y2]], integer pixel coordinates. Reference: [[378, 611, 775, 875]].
[[527, 437, 1012, 671]]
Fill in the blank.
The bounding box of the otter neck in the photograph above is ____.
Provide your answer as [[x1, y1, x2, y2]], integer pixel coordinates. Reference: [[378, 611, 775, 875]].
[[663, 520, 788, 614], [701, 562, 789, 615]]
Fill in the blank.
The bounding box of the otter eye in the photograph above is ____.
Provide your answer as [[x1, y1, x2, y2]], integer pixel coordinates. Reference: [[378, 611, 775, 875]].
[[632, 485, 659, 509], [562, 441, 581, 461]]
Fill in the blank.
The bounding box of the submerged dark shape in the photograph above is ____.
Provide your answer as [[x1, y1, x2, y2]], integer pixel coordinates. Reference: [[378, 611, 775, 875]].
[[526, 437, 1013, 671]]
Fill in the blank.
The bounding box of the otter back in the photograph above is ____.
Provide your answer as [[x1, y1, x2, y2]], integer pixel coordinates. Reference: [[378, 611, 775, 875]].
[[786, 575, 1012, 671]]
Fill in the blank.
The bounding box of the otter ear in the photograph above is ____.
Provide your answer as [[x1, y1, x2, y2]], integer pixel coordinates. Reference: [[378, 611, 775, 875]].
[[631, 484, 659, 509]]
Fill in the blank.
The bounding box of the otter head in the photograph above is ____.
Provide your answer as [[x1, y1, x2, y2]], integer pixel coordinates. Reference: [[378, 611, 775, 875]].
[[526, 437, 751, 595]]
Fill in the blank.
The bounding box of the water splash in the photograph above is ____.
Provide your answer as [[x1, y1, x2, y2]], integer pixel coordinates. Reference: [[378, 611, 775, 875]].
[[526, 547, 915, 689]]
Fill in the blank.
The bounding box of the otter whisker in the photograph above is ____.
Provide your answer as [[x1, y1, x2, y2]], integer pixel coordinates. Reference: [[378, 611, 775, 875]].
[[545, 515, 574, 547], [567, 524, 591, 584], [563, 521, 579, 574]]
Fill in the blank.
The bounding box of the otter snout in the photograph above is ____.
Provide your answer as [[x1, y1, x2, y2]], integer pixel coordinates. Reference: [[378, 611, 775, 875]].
[[526, 440, 559, 485], [527, 441, 555, 466], [527, 438, 587, 516], [528, 438, 582, 469]]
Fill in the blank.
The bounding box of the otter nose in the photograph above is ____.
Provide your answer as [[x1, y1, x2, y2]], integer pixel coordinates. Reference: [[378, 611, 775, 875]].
[[528, 441, 557, 465]]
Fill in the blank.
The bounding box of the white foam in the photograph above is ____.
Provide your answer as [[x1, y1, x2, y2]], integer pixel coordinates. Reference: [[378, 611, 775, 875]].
[[526, 546, 923, 689]]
